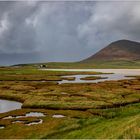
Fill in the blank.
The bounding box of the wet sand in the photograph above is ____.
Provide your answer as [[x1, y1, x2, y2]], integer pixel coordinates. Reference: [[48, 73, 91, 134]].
[[42, 69, 140, 76]]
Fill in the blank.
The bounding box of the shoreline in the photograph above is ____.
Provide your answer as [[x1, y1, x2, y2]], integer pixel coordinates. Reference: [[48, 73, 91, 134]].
[[41, 69, 140, 76]]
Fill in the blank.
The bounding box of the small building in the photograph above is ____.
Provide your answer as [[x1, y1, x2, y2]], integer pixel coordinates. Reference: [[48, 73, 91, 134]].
[[39, 64, 47, 68]]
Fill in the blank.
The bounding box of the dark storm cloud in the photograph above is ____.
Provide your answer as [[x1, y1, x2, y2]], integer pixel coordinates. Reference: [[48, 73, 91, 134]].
[[78, 1, 140, 52], [0, 1, 140, 65], [0, 1, 41, 53]]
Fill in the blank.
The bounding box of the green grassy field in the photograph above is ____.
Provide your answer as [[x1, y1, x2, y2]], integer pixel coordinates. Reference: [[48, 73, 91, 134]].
[[0, 67, 139, 139], [17, 60, 140, 69]]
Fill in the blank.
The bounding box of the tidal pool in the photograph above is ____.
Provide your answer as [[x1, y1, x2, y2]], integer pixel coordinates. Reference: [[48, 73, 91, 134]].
[[16, 112, 45, 118], [12, 119, 43, 126], [26, 119, 43, 126], [0, 125, 5, 129], [59, 73, 133, 84], [42, 69, 140, 84], [52, 114, 66, 118], [3, 112, 45, 119], [0, 99, 22, 113]]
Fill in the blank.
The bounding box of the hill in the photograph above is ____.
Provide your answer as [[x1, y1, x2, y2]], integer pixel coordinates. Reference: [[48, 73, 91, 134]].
[[83, 40, 140, 62], [12, 40, 140, 69]]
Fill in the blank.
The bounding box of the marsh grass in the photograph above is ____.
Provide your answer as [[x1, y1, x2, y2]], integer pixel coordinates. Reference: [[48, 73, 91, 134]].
[[80, 76, 107, 80], [37, 60, 140, 69], [0, 67, 139, 138]]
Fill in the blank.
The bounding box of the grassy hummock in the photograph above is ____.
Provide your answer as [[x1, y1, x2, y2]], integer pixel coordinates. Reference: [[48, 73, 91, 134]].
[[80, 76, 107, 80]]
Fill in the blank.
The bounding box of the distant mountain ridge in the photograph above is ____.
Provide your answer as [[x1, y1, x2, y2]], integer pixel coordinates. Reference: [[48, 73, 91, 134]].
[[83, 40, 140, 62]]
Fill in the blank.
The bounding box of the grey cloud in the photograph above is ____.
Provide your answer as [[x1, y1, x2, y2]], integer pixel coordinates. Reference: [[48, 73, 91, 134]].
[[0, 1, 140, 65], [0, 1, 94, 65], [0, 1, 41, 53], [78, 2, 140, 52]]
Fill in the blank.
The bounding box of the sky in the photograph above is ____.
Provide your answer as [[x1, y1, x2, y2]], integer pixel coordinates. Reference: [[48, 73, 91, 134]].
[[0, 1, 140, 65]]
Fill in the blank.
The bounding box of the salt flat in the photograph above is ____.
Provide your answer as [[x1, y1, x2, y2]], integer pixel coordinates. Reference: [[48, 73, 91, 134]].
[[42, 69, 140, 76]]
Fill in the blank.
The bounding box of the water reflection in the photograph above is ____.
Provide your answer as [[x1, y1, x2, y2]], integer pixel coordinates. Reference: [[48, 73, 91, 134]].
[[59, 73, 133, 84], [0, 99, 22, 113]]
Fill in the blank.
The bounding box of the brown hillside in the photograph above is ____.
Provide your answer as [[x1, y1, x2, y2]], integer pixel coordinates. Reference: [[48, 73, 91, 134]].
[[83, 40, 140, 62]]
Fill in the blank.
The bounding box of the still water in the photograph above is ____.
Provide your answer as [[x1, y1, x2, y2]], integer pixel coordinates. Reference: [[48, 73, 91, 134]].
[[0, 99, 22, 113]]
